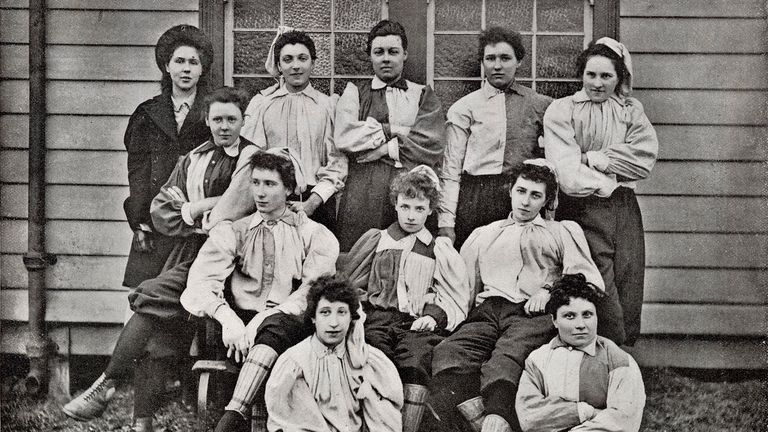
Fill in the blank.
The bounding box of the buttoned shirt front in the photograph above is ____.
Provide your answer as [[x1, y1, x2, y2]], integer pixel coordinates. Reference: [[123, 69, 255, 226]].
[[460, 214, 603, 305], [439, 82, 552, 227]]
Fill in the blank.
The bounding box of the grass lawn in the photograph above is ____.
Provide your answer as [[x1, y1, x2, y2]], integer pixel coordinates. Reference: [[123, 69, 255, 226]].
[[1, 357, 766, 431]]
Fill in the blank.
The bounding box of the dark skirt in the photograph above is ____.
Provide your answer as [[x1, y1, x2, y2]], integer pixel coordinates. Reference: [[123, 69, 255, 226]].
[[454, 174, 512, 249], [555, 187, 645, 345], [122, 232, 177, 288], [337, 161, 401, 251]]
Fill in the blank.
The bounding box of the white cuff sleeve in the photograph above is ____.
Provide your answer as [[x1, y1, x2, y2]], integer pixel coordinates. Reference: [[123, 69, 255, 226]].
[[577, 402, 596, 422], [181, 202, 196, 226], [387, 137, 401, 168], [586, 151, 611, 172]]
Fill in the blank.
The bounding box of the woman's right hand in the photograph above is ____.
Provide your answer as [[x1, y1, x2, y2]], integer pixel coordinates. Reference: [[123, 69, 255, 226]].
[[132, 230, 155, 252], [218, 310, 247, 362]]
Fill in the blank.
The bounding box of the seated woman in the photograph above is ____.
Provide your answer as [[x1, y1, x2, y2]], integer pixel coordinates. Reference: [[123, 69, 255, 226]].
[[516, 274, 645, 432], [62, 86, 254, 432], [343, 166, 470, 432], [265, 273, 403, 432], [179, 151, 339, 432]]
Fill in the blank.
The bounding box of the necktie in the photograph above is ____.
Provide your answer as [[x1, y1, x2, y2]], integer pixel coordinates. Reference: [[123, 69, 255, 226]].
[[261, 222, 276, 293], [176, 102, 190, 132]]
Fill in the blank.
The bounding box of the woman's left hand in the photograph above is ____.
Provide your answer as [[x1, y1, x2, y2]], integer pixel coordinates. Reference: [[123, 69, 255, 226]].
[[410, 316, 437, 332]]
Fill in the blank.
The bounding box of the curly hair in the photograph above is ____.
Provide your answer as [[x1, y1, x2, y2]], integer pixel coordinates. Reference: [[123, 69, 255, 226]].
[[367, 19, 408, 54], [389, 170, 441, 211], [545, 273, 605, 317], [576, 42, 629, 95], [304, 273, 361, 328], [272, 30, 317, 71], [247, 152, 298, 194], [508, 163, 557, 208], [478, 26, 526, 63]]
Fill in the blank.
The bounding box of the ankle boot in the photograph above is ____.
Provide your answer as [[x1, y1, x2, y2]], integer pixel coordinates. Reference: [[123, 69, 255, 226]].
[[62, 373, 116, 421]]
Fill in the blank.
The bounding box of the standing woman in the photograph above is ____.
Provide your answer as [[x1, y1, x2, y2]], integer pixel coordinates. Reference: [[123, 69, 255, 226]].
[[122, 24, 213, 289], [544, 38, 658, 345]]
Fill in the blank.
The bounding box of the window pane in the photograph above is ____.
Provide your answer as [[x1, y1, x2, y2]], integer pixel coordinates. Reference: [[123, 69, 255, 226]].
[[435, 35, 480, 78], [335, 33, 372, 76], [537, 35, 581, 78], [435, 0, 481, 31], [234, 77, 279, 98], [335, 0, 381, 31], [537, 0, 583, 32], [234, 0, 280, 29], [234, 32, 273, 75], [308, 33, 332, 76], [516, 35, 533, 78], [312, 79, 332, 95], [334, 78, 371, 96], [536, 81, 581, 99], [285, 0, 332, 29], [434, 80, 481, 111], [486, 0, 533, 31]]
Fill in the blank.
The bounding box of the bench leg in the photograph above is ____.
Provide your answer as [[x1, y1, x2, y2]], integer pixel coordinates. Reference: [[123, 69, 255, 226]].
[[197, 371, 211, 432]]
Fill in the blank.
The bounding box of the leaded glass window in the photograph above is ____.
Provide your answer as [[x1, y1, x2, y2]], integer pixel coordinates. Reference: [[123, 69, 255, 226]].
[[226, 0, 387, 97], [430, 0, 592, 109]]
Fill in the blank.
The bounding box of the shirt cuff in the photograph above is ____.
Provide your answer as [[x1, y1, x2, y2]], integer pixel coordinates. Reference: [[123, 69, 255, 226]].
[[577, 402, 596, 422], [310, 183, 335, 203], [586, 151, 610, 172], [181, 202, 196, 226], [138, 223, 153, 232], [438, 212, 456, 228], [387, 137, 401, 167]]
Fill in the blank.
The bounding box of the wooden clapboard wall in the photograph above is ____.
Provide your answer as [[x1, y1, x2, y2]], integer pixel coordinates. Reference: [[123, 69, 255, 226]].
[[0, 0, 199, 355], [620, 0, 767, 368]]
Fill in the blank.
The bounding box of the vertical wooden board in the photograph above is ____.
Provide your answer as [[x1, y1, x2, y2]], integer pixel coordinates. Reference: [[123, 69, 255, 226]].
[[0, 114, 29, 149], [620, 0, 767, 18], [645, 233, 768, 268], [47, 10, 197, 45], [636, 161, 766, 196], [640, 304, 765, 335], [0, 9, 28, 43], [48, 115, 130, 150], [47, 81, 157, 115], [1, 254, 129, 290], [634, 90, 767, 125], [655, 125, 767, 161], [0, 80, 29, 113], [47, 150, 128, 185], [0, 220, 26, 253], [0, 149, 27, 183], [46, 45, 160, 81], [621, 18, 767, 54], [0, 44, 27, 79], [644, 268, 767, 304], [632, 54, 768, 90], [637, 196, 767, 233], [0, 289, 128, 323]]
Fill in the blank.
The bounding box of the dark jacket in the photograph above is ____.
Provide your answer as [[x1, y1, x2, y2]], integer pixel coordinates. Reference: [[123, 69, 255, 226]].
[[122, 90, 211, 287]]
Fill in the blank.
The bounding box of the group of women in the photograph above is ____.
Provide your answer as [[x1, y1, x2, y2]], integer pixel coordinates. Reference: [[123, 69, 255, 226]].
[[61, 16, 657, 432]]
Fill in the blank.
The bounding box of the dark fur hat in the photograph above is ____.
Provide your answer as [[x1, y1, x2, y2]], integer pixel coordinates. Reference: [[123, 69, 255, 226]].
[[154, 24, 214, 74]]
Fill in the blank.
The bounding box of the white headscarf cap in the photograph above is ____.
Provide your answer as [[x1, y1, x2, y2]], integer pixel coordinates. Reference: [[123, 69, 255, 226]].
[[595, 37, 633, 96], [265, 26, 296, 77]]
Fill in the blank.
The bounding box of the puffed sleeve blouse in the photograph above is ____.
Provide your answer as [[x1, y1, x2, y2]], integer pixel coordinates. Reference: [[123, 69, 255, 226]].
[[544, 89, 658, 198]]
